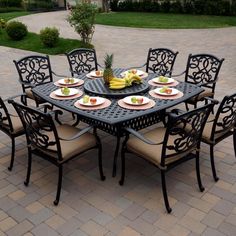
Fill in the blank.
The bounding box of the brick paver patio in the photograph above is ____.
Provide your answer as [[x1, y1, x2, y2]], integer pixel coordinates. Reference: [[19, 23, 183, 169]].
[[0, 11, 235, 236]]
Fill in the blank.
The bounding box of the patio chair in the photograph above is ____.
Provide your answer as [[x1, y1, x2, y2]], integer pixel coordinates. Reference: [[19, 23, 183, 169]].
[[0, 95, 25, 171], [119, 102, 214, 213], [13, 55, 54, 106], [201, 93, 236, 182], [10, 100, 105, 205], [145, 48, 179, 76], [65, 48, 99, 77], [178, 53, 224, 110]]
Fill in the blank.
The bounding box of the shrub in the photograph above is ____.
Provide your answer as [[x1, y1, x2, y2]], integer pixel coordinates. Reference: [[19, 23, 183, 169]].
[[40, 27, 59, 48], [67, 3, 97, 44], [0, 0, 22, 7], [6, 21, 28, 40]]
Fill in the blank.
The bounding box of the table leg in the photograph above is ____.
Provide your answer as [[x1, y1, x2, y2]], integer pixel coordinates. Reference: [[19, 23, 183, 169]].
[[112, 135, 121, 177]]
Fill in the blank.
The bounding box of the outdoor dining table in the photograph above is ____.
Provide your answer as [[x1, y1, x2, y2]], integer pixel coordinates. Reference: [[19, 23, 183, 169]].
[[32, 68, 204, 176]]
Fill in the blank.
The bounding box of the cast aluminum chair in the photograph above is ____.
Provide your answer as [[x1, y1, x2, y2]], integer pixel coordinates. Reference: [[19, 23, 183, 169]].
[[119, 102, 214, 213], [10, 100, 105, 205], [0, 96, 25, 171], [145, 48, 179, 76], [201, 93, 236, 181], [65, 48, 99, 77], [13, 55, 54, 106], [178, 53, 224, 110]]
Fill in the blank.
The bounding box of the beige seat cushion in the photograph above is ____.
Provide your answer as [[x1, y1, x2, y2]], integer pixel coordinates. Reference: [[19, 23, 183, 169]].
[[45, 124, 97, 160], [127, 127, 187, 168], [25, 89, 35, 100], [189, 88, 214, 103], [202, 114, 233, 143], [2, 115, 24, 134]]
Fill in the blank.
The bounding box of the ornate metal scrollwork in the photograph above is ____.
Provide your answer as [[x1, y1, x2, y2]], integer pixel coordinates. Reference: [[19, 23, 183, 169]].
[[15, 56, 52, 86], [15, 105, 56, 150], [67, 49, 97, 75], [215, 94, 236, 134], [165, 108, 210, 157], [186, 54, 223, 87], [147, 48, 178, 76]]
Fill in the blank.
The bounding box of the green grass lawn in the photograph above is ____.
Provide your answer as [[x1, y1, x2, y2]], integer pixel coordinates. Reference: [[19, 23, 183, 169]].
[[0, 11, 29, 21], [0, 30, 92, 55], [95, 12, 236, 29], [0, 11, 91, 54]]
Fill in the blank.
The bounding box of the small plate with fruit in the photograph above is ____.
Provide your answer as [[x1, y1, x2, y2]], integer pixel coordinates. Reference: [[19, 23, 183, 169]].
[[89, 70, 104, 78], [123, 96, 150, 106], [153, 76, 174, 84], [78, 95, 105, 106], [54, 87, 78, 97], [58, 77, 79, 85], [121, 69, 144, 77], [154, 86, 179, 96]]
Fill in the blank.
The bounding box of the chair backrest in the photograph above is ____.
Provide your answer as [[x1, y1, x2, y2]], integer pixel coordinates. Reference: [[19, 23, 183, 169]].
[[0, 97, 14, 133], [13, 55, 53, 91], [146, 48, 178, 76], [185, 53, 224, 91], [210, 93, 236, 140], [65, 48, 98, 77], [10, 101, 63, 161], [161, 103, 214, 166]]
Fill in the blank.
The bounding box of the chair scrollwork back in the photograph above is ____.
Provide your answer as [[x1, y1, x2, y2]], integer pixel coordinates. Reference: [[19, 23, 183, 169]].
[[14, 55, 53, 89], [162, 103, 213, 166], [66, 48, 98, 77], [185, 54, 224, 90], [146, 48, 179, 76]]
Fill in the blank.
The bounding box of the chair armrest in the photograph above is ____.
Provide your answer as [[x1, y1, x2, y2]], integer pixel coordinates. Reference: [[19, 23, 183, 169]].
[[204, 97, 219, 105], [124, 127, 163, 145], [5, 93, 26, 102], [124, 63, 147, 71], [170, 108, 185, 115], [18, 80, 36, 88], [52, 71, 69, 78], [171, 70, 186, 78], [200, 78, 219, 87], [58, 125, 94, 141]]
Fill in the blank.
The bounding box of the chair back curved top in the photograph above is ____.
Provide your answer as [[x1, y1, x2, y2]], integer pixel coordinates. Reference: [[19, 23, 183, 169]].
[[14, 55, 53, 91], [161, 103, 213, 166], [185, 53, 224, 91], [66, 48, 98, 77], [11, 101, 63, 161], [0, 97, 14, 134], [210, 93, 236, 142], [146, 48, 179, 76]]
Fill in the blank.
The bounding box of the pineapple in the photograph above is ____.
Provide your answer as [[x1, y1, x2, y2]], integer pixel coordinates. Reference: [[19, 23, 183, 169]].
[[103, 54, 114, 85]]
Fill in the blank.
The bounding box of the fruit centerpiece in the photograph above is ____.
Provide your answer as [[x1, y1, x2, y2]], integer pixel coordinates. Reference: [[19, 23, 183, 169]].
[[109, 72, 142, 90], [103, 54, 114, 85]]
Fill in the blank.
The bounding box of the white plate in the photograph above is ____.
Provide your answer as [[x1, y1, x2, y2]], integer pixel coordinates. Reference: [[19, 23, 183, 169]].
[[54, 88, 79, 97], [152, 77, 174, 84], [58, 78, 80, 85], [121, 69, 144, 77], [154, 87, 179, 96], [78, 97, 105, 106], [88, 70, 103, 78], [123, 96, 150, 106]]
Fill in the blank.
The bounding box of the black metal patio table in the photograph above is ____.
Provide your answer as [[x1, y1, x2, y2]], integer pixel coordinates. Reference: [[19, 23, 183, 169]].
[[32, 68, 204, 176]]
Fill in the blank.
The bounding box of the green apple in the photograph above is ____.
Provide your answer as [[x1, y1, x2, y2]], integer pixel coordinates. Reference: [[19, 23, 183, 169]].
[[131, 97, 137, 103], [83, 95, 90, 103]]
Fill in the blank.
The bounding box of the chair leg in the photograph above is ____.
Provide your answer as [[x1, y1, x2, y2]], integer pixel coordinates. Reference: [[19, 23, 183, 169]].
[[98, 143, 105, 181], [112, 136, 121, 177], [161, 170, 172, 213], [119, 144, 126, 186], [210, 145, 219, 182], [185, 102, 189, 111], [196, 153, 205, 192], [8, 138, 15, 171], [54, 165, 63, 206], [233, 131, 236, 157], [24, 148, 32, 186]]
